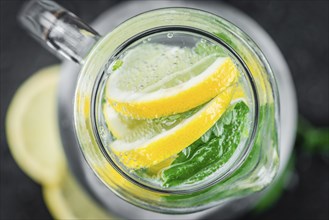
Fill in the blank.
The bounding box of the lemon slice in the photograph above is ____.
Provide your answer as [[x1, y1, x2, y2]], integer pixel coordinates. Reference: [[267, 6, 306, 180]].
[[104, 86, 247, 140], [43, 171, 113, 219], [232, 84, 248, 101], [106, 43, 238, 119], [5, 65, 66, 185], [103, 103, 146, 139], [103, 104, 128, 138], [111, 87, 234, 169]]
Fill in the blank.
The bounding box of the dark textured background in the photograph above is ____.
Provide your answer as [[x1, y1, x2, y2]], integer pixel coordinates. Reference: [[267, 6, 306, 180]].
[[1, 0, 328, 219]]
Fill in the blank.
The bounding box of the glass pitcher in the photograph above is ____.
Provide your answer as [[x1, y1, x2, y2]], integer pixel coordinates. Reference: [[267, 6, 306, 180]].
[[19, 0, 297, 218]]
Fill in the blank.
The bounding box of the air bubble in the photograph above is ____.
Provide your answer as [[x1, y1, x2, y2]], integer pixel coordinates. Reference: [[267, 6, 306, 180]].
[[99, 126, 106, 137], [167, 32, 174, 38], [201, 130, 212, 143]]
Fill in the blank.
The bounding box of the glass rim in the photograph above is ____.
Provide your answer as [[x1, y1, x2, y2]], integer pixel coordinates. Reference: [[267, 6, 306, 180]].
[[73, 7, 279, 213], [90, 25, 260, 195]]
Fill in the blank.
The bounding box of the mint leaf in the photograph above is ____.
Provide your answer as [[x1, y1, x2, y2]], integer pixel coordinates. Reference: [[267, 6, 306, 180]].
[[193, 32, 236, 57], [194, 41, 226, 57], [297, 117, 329, 154], [161, 101, 250, 187], [112, 60, 123, 71]]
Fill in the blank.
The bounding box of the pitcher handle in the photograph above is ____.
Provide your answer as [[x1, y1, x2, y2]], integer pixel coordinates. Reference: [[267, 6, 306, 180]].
[[18, 0, 100, 64]]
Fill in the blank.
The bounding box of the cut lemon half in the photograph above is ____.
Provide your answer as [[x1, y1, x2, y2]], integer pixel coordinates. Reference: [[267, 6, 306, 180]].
[[5, 65, 66, 185], [106, 43, 238, 119], [110, 87, 234, 169], [43, 171, 113, 219]]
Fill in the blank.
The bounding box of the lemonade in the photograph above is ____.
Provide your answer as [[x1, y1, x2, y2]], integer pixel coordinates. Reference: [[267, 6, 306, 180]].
[[95, 31, 255, 189], [17, 3, 286, 216]]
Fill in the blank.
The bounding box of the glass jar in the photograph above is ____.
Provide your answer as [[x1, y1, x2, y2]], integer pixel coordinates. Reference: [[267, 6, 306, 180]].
[[74, 8, 280, 213], [20, 0, 280, 215]]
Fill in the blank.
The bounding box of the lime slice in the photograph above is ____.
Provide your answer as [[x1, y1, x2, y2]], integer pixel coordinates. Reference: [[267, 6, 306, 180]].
[[106, 43, 238, 119], [43, 171, 113, 219], [5, 65, 65, 185], [110, 87, 234, 169]]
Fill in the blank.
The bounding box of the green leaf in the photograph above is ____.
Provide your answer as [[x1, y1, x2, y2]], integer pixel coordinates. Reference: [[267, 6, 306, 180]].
[[112, 60, 123, 71], [253, 154, 296, 213], [161, 101, 250, 187], [193, 32, 236, 56], [164, 104, 277, 204], [194, 40, 226, 57], [297, 117, 329, 154]]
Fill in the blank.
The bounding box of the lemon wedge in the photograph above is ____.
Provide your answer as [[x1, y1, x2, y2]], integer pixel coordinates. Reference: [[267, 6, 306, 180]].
[[106, 43, 238, 119], [5, 65, 66, 185], [110, 87, 234, 169]]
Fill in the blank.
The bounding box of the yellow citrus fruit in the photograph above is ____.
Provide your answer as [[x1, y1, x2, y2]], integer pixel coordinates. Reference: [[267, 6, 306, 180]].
[[110, 87, 234, 169], [105, 43, 238, 119], [43, 171, 113, 219], [103, 103, 146, 139], [232, 84, 248, 101], [5, 65, 65, 185]]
